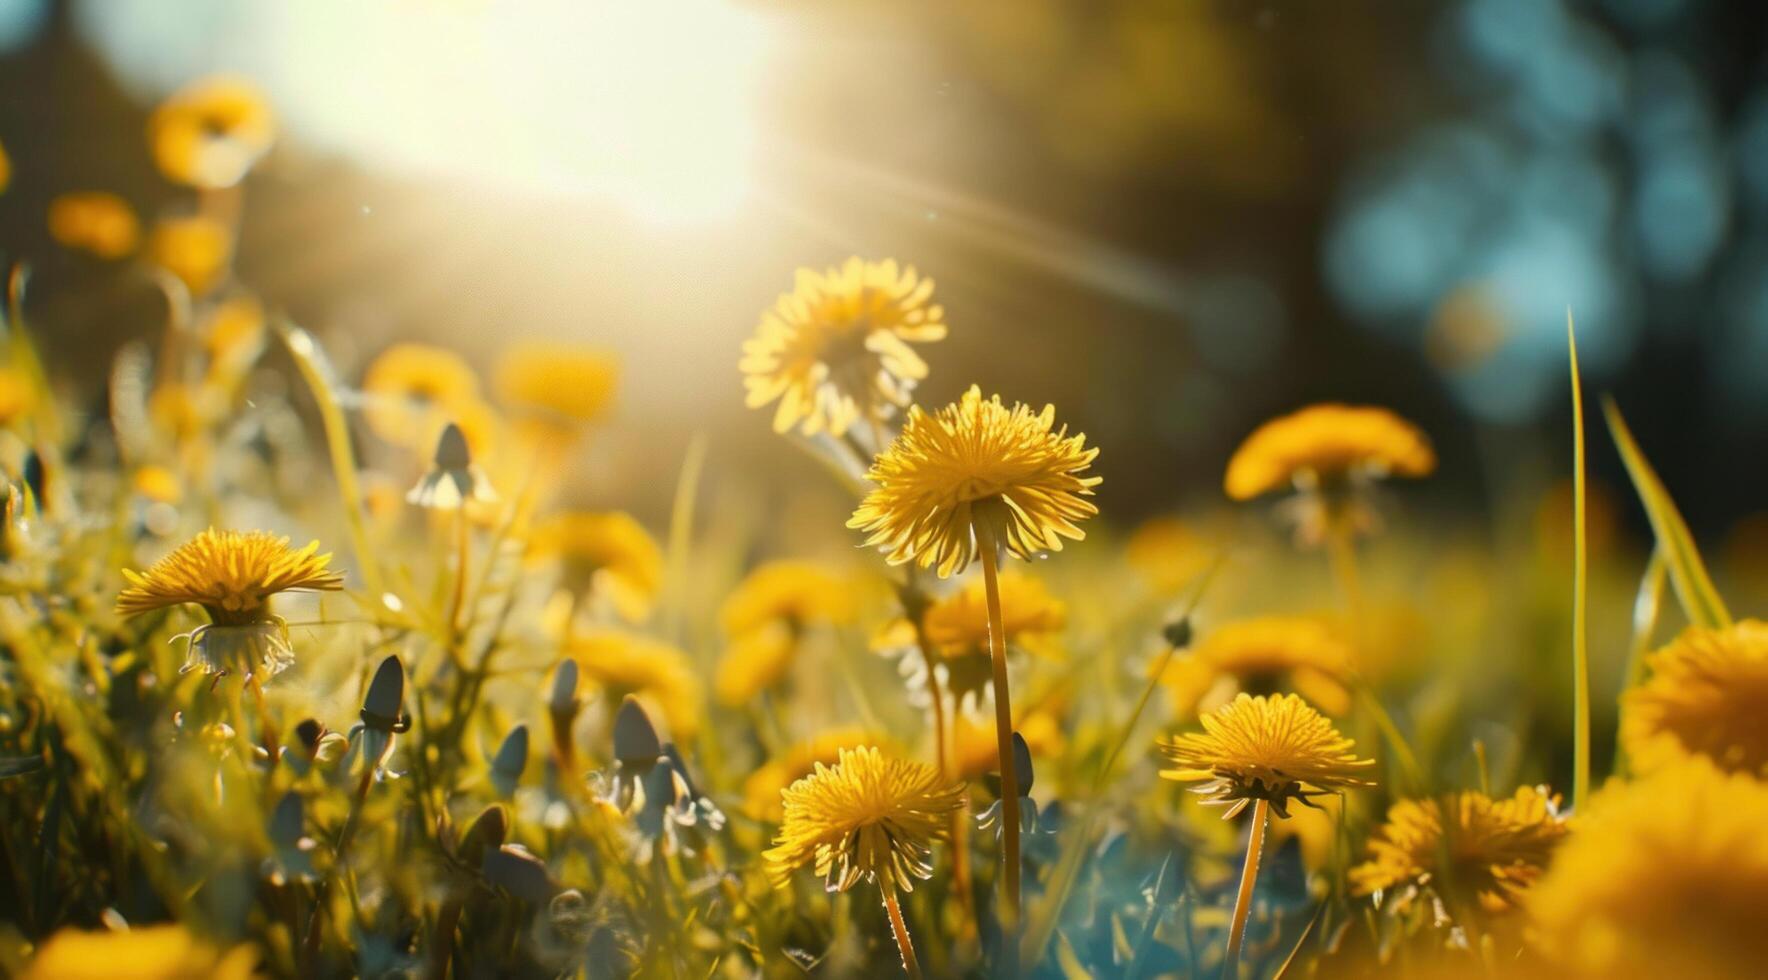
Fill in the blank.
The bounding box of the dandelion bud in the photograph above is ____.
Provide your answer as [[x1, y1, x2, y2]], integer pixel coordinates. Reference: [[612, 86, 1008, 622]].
[[549, 660, 580, 717], [612, 696, 660, 766], [434, 422, 471, 471], [361, 655, 406, 731], [490, 725, 529, 798], [459, 804, 508, 867], [1162, 617, 1193, 649], [21, 449, 45, 512], [481, 844, 554, 904]]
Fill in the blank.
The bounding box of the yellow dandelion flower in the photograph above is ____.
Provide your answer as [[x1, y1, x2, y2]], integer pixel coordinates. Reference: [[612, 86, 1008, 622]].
[[1621, 619, 1768, 778], [117, 528, 343, 625], [720, 560, 855, 637], [765, 745, 964, 894], [47, 191, 140, 259], [360, 342, 482, 450], [1125, 515, 1216, 594], [1159, 616, 1354, 718], [148, 215, 233, 296], [714, 621, 796, 707], [132, 465, 184, 505], [742, 727, 894, 821], [202, 295, 267, 380], [952, 703, 1065, 780], [569, 631, 703, 740], [23, 924, 259, 980], [1350, 786, 1568, 916], [849, 385, 1100, 578], [741, 257, 948, 438], [923, 570, 1066, 658], [528, 511, 663, 623], [1529, 760, 1768, 977], [1224, 403, 1434, 501], [493, 340, 619, 427], [0, 366, 37, 427], [147, 75, 276, 189], [1159, 693, 1374, 818]]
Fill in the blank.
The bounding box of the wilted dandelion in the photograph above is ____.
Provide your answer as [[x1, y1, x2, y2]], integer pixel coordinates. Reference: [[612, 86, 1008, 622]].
[[148, 75, 276, 189], [47, 191, 140, 259], [766, 745, 964, 978], [1529, 760, 1768, 977], [1160, 693, 1374, 976], [116, 528, 344, 679], [741, 257, 947, 440], [1351, 785, 1567, 919], [1158, 615, 1354, 717], [1620, 619, 1768, 778]]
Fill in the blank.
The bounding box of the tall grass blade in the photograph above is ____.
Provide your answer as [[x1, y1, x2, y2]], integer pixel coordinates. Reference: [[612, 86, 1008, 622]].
[[1567, 312, 1590, 811], [1601, 397, 1731, 629]]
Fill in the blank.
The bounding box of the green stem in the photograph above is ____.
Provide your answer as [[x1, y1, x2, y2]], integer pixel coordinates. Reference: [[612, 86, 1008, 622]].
[[975, 523, 1021, 977], [1223, 799, 1270, 980]]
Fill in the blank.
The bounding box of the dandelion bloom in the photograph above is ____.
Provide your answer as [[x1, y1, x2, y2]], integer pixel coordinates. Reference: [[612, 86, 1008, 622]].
[[1159, 616, 1354, 717], [47, 192, 140, 259], [1620, 619, 1768, 778], [22, 924, 258, 980], [360, 343, 484, 450], [1159, 693, 1374, 818], [1124, 515, 1216, 593], [714, 623, 796, 707], [720, 560, 855, 637], [952, 705, 1065, 780], [493, 341, 619, 427], [528, 511, 663, 623], [116, 529, 343, 677], [569, 631, 703, 740], [741, 257, 947, 437], [147, 75, 276, 189], [148, 215, 233, 296], [886, 571, 1066, 709], [1350, 786, 1567, 915], [1528, 760, 1768, 977], [849, 385, 1100, 578], [0, 367, 37, 427], [1224, 403, 1434, 501], [765, 745, 964, 894]]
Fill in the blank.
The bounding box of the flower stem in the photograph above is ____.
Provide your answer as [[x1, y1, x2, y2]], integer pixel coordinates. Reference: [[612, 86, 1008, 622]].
[[905, 578, 975, 941], [1223, 798, 1270, 980], [975, 521, 1021, 976], [883, 888, 924, 979], [448, 506, 469, 642]]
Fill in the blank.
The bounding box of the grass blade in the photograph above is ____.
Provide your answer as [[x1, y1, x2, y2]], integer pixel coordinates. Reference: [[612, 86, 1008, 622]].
[[1601, 397, 1731, 629], [1568, 313, 1590, 810]]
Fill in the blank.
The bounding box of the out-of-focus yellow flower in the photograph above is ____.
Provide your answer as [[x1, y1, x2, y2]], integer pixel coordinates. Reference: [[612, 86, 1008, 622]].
[[1125, 515, 1215, 593], [202, 295, 268, 380], [528, 511, 663, 624], [47, 191, 140, 258], [951, 702, 1064, 780], [493, 341, 618, 428], [133, 465, 184, 505], [1350, 786, 1567, 916], [923, 570, 1065, 659], [360, 342, 483, 451], [23, 924, 259, 980], [1159, 615, 1354, 717], [720, 560, 854, 637], [116, 528, 343, 624], [569, 631, 702, 740], [1159, 693, 1374, 819], [1224, 403, 1434, 501], [742, 727, 894, 821], [0, 367, 36, 426], [764, 745, 964, 894], [741, 257, 947, 438], [714, 621, 796, 707], [1528, 760, 1768, 977], [0, 137, 10, 193], [849, 385, 1100, 578], [148, 382, 213, 445], [149, 215, 233, 296], [148, 76, 275, 189], [1620, 620, 1768, 778]]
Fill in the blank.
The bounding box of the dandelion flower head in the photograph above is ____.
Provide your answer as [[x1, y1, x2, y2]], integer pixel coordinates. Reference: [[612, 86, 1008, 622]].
[[148, 75, 275, 189], [1528, 760, 1768, 977], [47, 192, 140, 259], [765, 745, 964, 894], [493, 340, 619, 428], [741, 257, 947, 437], [1224, 403, 1434, 501], [116, 528, 343, 626], [1158, 692, 1374, 818], [849, 385, 1100, 578], [528, 511, 663, 623], [1620, 619, 1768, 778], [1350, 785, 1568, 914], [1159, 615, 1354, 717]]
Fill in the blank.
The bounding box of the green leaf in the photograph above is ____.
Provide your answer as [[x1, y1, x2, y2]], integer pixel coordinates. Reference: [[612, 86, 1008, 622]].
[[1602, 397, 1732, 630]]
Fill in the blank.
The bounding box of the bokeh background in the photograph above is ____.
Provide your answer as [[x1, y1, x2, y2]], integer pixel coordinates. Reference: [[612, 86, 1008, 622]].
[[2, 0, 1766, 540]]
